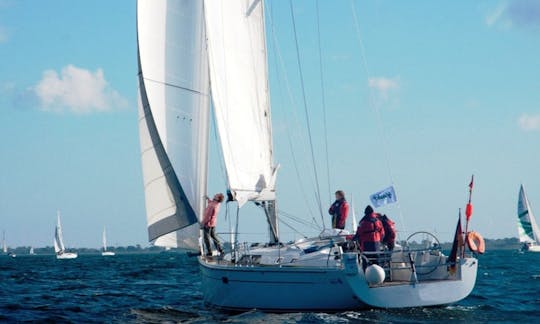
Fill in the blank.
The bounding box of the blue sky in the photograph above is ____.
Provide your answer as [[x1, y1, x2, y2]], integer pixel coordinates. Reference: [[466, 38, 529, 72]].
[[1, 0, 539, 248]]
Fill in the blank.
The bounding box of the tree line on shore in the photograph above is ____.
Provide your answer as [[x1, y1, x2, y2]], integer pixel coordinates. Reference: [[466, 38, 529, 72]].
[[3, 237, 521, 255]]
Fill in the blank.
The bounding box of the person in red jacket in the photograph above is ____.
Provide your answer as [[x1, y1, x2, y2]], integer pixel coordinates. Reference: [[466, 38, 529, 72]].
[[354, 205, 385, 252], [201, 193, 225, 256], [328, 190, 350, 230]]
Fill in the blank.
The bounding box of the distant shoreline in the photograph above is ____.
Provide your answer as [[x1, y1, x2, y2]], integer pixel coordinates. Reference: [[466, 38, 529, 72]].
[[2, 237, 522, 255]]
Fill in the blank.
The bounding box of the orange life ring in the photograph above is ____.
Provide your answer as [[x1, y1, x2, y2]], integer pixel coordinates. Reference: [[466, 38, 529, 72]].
[[466, 231, 485, 254]]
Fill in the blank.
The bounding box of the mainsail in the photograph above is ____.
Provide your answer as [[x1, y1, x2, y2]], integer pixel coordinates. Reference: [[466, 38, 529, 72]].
[[204, 0, 279, 242], [204, 0, 277, 206], [2, 231, 6, 254], [518, 185, 540, 244], [54, 211, 66, 254], [137, 0, 210, 249], [102, 228, 108, 252]]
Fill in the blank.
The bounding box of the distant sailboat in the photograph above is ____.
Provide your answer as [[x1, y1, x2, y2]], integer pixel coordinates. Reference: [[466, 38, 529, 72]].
[[101, 227, 115, 256], [2, 231, 15, 258], [29, 247, 35, 255], [54, 211, 78, 259], [2, 231, 6, 254], [518, 185, 540, 252]]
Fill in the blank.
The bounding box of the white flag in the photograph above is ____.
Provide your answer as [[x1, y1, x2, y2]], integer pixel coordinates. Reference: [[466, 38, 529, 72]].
[[370, 186, 397, 207]]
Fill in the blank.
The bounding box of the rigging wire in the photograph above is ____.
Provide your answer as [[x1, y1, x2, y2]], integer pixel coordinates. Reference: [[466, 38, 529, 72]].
[[349, 0, 407, 235], [266, 2, 318, 220], [288, 0, 325, 226], [279, 218, 308, 239], [278, 210, 321, 231], [315, 0, 332, 208]]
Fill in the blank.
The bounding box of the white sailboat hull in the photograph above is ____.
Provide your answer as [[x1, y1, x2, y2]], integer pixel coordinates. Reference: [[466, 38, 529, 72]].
[[200, 252, 477, 311], [102, 251, 115, 256], [522, 243, 540, 252], [342, 254, 478, 308], [200, 260, 366, 311], [56, 252, 78, 259]]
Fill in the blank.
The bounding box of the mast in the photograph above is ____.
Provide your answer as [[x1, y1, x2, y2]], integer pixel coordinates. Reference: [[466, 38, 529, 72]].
[[204, 0, 279, 242]]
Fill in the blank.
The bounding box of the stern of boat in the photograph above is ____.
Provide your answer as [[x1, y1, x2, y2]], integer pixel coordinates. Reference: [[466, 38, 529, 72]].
[[343, 251, 478, 308]]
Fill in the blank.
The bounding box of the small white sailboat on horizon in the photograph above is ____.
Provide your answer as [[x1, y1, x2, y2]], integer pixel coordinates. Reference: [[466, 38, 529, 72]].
[[136, 0, 478, 310], [3, 230, 16, 258], [101, 227, 115, 256], [54, 211, 78, 259], [518, 185, 540, 252], [29, 246, 35, 255], [2, 231, 7, 254]]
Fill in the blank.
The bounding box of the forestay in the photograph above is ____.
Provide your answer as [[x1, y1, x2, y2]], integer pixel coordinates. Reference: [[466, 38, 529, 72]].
[[137, 0, 210, 249], [518, 185, 540, 244], [204, 0, 277, 206]]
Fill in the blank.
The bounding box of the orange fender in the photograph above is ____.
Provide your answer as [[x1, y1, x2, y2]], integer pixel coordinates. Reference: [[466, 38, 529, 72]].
[[466, 231, 485, 254]]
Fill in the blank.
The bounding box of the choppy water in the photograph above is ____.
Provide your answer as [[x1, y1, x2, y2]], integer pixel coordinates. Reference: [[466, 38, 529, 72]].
[[0, 250, 538, 323]]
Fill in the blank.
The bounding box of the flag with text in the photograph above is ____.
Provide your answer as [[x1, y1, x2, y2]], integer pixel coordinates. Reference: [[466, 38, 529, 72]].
[[369, 186, 398, 207]]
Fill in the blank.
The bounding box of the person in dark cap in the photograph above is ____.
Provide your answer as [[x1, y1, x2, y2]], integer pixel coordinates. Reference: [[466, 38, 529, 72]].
[[354, 205, 385, 252], [328, 190, 349, 230]]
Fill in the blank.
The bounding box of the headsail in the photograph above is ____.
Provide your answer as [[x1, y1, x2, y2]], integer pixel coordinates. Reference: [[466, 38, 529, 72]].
[[137, 0, 211, 249], [518, 185, 540, 244], [204, 0, 277, 206]]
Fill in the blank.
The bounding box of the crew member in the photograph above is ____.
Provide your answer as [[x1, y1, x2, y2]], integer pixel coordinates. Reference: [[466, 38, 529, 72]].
[[328, 190, 349, 230], [355, 205, 385, 252], [377, 214, 396, 251], [201, 193, 225, 256]]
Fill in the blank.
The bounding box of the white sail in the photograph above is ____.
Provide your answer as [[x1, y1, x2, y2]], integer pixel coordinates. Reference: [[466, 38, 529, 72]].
[[102, 228, 107, 252], [54, 211, 65, 253], [204, 0, 277, 206], [518, 185, 540, 243], [2, 231, 6, 254], [137, 0, 211, 249], [29, 247, 34, 255]]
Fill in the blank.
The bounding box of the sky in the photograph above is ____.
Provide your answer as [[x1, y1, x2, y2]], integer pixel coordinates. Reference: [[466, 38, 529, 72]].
[[1, 0, 539, 249]]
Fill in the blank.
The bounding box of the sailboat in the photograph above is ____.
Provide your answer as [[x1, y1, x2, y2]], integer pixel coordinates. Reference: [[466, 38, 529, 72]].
[[137, 0, 478, 310], [2, 231, 6, 254], [518, 185, 540, 252], [2, 231, 16, 258], [29, 247, 35, 255], [54, 211, 78, 259], [101, 227, 115, 256]]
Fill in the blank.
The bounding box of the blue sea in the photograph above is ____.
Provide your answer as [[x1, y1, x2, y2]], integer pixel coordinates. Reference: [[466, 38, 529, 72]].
[[0, 250, 538, 323]]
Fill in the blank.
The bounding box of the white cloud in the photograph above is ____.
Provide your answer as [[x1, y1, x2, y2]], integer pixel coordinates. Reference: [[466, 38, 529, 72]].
[[486, 0, 540, 29], [368, 77, 399, 92], [485, 2, 507, 27], [33, 65, 128, 114], [0, 25, 8, 43], [518, 114, 540, 131], [368, 76, 400, 102]]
